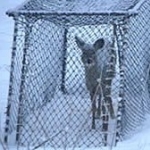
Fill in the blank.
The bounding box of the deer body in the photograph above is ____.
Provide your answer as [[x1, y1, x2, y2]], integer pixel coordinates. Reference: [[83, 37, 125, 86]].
[[75, 36, 115, 129]]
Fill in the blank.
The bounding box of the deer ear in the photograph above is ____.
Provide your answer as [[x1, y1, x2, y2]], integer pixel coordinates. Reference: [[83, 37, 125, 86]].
[[75, 36, 85, 49], [93, 38, 105, 50]]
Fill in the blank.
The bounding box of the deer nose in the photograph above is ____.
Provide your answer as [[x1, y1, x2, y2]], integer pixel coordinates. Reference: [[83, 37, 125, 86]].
[[87, 58, 93, 64]]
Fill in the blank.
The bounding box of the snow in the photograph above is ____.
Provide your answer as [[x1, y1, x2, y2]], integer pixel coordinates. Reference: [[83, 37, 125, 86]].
[[0, 0, 150, 150], [2, 115, 150, 149], [0, 0, 25, 148]]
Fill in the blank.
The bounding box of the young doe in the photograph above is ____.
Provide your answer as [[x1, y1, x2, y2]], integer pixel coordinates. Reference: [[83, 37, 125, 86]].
[[75, 36, 115, 129]]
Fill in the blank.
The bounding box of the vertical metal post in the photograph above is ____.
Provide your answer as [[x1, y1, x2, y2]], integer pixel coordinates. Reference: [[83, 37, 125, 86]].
[[16, 17, 31, 143], [101, 20, 117, 146], [61, 28, 68, 93], [114, 17, 129, 145], [4, 16, 19, 143], [102, 110, 109, 146]]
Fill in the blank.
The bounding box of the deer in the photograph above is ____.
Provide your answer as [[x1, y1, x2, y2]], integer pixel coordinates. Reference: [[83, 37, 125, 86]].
[[75, 36, 116, 129]]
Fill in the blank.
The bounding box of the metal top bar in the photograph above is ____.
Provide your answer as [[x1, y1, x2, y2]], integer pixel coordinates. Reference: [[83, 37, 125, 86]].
[[6, 10, 138, 17]]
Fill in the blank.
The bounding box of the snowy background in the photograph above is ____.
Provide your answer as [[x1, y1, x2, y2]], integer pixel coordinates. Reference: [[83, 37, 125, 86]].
[[0, 0, 150, 150], [0, 0, 25, 149]]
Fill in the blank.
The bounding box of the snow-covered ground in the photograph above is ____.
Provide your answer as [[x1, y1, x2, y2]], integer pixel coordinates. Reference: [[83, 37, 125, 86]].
[[1, 114, 150, 149], [0, 0, 150, 150]]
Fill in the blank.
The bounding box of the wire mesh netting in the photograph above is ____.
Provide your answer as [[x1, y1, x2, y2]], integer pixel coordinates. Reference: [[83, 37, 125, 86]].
[[16, 0, 141, 12], [121, 0, 150, 137], [4, 0, 150, 149], [5, 15, 123, 148]]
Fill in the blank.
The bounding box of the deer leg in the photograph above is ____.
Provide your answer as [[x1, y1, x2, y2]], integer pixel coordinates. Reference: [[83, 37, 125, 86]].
[[105, 79, 115, 119], [97, 95, 101, 118], [107, 97, 115, 119], [97, 83, 105, 118], [91, 94, 96, 129]]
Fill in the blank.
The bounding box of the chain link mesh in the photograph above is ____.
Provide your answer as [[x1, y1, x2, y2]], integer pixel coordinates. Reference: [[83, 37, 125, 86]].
[[122, 0, 150, 137], [4, 0, 150, 149], [18, 0, 141, 12], [5, 16, 121, 148]]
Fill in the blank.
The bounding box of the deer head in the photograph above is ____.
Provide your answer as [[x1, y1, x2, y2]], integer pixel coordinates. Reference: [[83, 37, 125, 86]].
[[75, 36, 105, 67]]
